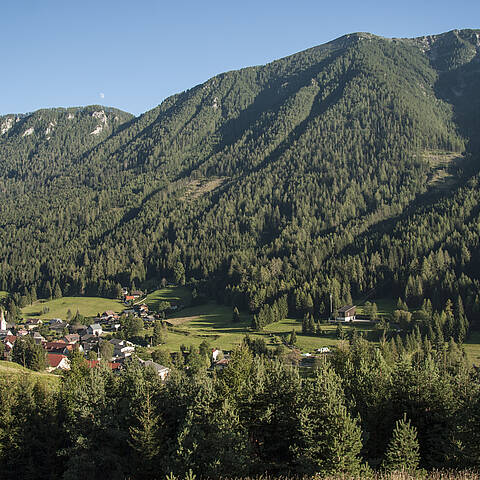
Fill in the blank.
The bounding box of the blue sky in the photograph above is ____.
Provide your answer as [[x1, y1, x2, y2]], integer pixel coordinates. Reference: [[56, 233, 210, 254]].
[[2, 0, 479, 116]]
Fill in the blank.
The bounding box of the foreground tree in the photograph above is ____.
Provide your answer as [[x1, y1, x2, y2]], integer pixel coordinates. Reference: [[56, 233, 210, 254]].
[[383, 414, 420, 472], [292, 364, 364, 476]]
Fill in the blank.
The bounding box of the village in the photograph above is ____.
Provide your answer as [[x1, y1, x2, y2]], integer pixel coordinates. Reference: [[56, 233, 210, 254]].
[[0, 288, 178, 378], [0, 284, 383, 378]]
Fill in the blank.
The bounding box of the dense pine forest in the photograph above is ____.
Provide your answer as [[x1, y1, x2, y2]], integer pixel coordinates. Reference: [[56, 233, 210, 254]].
[[1, 337, 480, 479], [1, 28, 480, 478], [1, 30, 480, 322]]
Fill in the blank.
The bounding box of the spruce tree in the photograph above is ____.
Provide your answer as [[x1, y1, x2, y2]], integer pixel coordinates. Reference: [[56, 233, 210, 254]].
[[129, 388, 161, 479], [383, 413, 420, 472]]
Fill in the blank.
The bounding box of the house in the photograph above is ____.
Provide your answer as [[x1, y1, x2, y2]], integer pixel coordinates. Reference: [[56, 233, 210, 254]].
[[2, 335, 17, 359], [102, 321, 121, 332], [87, 323, 103, 336], [49, 318, 64, 326], [49, 320, 69, 332], [315, 347, 331, 354], [336, 305, 356, 322], [123, 295, 135, 303], [80, 334, 100, 353], [70, 324, 87, 334], [212, 349, 223, 362], [132, 290, 143, 298], [44, 341, 78, 355], [142, 360, 170, 381], [0, 329, 13, 338], [46, 354, 71, 372], [101, 311, 118, 321], [110, 338, 135, 359], [61, 333, 80, 344], [87, 360, 121, 371], [16, 329, 29, 337], [31, 332, 46, 344], [25, 318, 43, 330]]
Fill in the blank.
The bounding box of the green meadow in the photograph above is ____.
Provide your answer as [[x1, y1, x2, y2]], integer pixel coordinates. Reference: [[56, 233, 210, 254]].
[[144, 286, 192, 310], [21, 296, 124, 320], [145, 288, 375, 354], [0, 360, 60, 389]]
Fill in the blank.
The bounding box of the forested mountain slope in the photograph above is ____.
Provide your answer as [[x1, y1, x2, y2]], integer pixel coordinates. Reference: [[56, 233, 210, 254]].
[[1, 29, 479, 321]]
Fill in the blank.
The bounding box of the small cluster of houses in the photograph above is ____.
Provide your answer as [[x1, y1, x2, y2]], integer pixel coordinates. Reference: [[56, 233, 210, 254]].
[[0, 308, 170, 380], [122, 287, 144, 304], [123, 303, 157, 323]]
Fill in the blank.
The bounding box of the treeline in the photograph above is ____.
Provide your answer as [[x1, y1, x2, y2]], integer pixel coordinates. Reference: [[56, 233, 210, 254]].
[[1, 335, 480, 479], [251, 295, 288, 329]]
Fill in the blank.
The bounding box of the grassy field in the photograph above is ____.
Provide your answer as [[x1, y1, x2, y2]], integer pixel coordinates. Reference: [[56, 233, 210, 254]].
[[161, 302, 263, 351], [0, 291, 8, 300], [0, 360, 60, 389], [145, 286, 192, 311], [464, 331, 480, 366], [149, 297, 376, 354], [21, 296, 124, 320]]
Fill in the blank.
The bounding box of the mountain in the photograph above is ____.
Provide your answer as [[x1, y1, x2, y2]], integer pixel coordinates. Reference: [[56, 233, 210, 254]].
[[1, 29, 480, 320]]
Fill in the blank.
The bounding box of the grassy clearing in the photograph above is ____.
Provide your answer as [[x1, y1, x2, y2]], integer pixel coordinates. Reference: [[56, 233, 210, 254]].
[[264, 318, 376, 352], [0, 360, 60, 389], [160, 302, 260, 351], [154, 301, 376, 354], [181, 177, 227, 201], [144, 286, 192, 311], [21, 296, 124, 320], [0, 291, 8, 300], [464, 331, 480, 366]]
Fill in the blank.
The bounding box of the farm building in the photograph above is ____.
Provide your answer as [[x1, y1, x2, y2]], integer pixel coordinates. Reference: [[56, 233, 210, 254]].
[[336, 305, 356, 322]]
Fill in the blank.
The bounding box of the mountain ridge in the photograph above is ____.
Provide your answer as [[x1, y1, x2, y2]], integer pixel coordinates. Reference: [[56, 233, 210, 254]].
[[0, 29, 479, 321]]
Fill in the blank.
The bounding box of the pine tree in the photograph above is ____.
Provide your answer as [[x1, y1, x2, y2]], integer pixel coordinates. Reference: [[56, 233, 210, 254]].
[[383, 413, 420, 472], [292, 364, 363, 475], [152, 320, 166, 346], [129, 388, 161, 479], [232, 306, 240, 323]]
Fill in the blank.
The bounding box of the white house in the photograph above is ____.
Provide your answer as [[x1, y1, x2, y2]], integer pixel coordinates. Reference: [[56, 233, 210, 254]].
[[87, 323, 103, 336], [46, 354, 71, 372]]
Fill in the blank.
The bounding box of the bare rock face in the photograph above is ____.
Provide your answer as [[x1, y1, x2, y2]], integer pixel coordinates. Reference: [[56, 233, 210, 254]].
[[90, 110, 108, 135], [1, 116, 15, 135]]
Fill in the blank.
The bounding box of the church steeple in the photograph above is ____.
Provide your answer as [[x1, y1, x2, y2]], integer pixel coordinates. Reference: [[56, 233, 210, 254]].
[[0, 308, 6, 331]]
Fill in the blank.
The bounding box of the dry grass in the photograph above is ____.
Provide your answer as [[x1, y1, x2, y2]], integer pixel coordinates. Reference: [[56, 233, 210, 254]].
[[165, 315, 202, 326], [217, 472, 478, 480], [423, 150, 465, 191], [181, 177, 226, 200]]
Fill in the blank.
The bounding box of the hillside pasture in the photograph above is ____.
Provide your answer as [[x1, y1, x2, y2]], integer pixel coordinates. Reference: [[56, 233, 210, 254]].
[[161, 302, 259, 351], [144, 286, 192, 311], [21, 296, 124, 320], [156, 301, 376, 353], [0, 360, 60, 389]]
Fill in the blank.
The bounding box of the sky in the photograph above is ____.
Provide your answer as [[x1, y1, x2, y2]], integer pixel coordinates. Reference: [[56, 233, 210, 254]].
[[1, 0, 479, 116]]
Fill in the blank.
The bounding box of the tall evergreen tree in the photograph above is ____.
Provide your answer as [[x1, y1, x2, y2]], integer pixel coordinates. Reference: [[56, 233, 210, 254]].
[[383, 414, 420, 473]]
